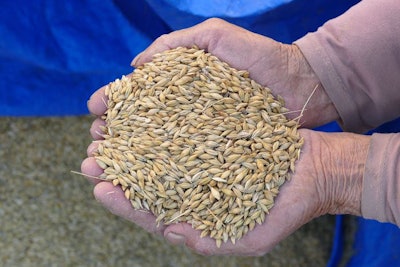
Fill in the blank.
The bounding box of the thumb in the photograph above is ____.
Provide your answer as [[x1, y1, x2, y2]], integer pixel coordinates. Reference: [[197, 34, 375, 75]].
[[164, 223, 220, 255]]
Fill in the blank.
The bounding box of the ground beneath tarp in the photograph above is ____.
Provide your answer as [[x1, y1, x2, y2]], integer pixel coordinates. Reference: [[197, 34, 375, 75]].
[[0, 116, 335, 267]]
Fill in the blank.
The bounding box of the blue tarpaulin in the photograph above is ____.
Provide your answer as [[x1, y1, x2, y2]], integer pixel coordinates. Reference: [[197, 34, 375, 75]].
[[1, 1, 399, 266], [0, 1, 161, 116], [1, 0, 361, 116]]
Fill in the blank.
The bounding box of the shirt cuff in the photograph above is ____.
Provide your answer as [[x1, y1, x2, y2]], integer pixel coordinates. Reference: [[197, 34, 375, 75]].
[[362, 133, 400, 225], [294, 35, 363, 133]]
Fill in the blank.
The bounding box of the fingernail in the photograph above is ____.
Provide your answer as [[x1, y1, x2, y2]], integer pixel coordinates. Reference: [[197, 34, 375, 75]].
[[131, 52, 143, 66], [166, 232, 186, 246]]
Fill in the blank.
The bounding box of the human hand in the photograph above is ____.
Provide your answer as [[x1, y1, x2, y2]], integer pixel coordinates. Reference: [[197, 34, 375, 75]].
[[82, 101, 368, 256], [132, 18, 339, 128], [81, 19, 369, 255]]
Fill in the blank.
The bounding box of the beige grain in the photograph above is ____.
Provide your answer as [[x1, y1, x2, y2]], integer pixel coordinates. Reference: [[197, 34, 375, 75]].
[[94, 46, 303, 247]]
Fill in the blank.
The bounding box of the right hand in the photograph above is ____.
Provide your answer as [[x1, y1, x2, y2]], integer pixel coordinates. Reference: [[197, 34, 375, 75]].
[[82, 125, 369, 256], [132, 18, 339, 128]]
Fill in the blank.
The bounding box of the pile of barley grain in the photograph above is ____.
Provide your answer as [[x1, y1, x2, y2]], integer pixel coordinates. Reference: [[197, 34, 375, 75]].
[[95, 47, 303, 247]]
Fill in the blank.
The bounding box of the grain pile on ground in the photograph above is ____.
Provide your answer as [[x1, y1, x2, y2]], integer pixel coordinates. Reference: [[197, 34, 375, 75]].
[[95, 47, 303, 247]]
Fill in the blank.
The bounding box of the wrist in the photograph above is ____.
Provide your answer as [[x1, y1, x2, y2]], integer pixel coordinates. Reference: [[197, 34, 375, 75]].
[[307, 130, 370, 216]]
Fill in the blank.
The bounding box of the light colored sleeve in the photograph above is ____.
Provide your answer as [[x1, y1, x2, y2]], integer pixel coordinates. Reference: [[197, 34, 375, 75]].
[[362, 133, 400, 225], [294, 0, 400, 133]]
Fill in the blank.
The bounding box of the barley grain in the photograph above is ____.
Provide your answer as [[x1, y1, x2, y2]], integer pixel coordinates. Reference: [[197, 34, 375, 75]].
[[94, 46, 303, 247]]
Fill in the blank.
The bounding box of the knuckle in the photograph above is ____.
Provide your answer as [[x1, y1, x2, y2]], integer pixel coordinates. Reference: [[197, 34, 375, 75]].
[[203, 18, 227, 29], [155, 33, 170, 44]]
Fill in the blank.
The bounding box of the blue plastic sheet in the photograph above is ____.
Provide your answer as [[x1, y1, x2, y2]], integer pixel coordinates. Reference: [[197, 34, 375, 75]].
[[1, 0, 360, 116], [347, 218, 400, 266], [144, 0, 361, 42], [2, 1, 400, 266], [0, 0, 165, 116]]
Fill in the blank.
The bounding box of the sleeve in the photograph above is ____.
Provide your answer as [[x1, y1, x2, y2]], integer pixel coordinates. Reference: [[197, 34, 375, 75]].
[[294, 0, 400, 133], [361, 133, 400, 225]]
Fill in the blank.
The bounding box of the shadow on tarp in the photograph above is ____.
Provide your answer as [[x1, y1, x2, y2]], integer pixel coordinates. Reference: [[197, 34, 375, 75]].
[[2, 0, 400, 266]]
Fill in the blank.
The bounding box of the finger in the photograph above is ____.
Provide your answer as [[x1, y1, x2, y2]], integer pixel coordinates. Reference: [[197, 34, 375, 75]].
[[90, 118, 106, 140], [81, 157, 104, 184], [164, 222, 268, 256], [164, 223, 218, 255], [94, 182, 166, 235], [88, 86, 108, 116], [87, 140, 101, 157]]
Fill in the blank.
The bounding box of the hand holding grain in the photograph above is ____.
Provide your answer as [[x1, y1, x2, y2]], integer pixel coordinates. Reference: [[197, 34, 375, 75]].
[[80, 19, 368, 255]]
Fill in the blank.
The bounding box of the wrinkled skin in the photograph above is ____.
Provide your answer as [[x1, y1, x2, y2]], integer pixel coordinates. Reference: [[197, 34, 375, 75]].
[[81, 18, 369, 256]]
